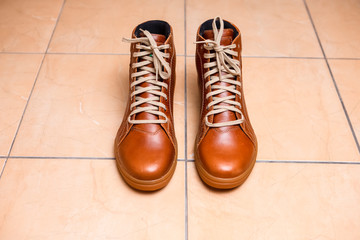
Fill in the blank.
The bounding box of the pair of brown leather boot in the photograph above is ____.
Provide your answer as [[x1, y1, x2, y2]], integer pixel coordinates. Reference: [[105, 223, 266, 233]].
[[114, 17, 258, 191]]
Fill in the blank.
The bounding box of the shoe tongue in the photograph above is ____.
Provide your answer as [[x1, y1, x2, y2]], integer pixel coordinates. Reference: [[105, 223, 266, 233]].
[[203, 28, 238, 127], [203, 28, 234, 45], [134, 32, 167, 132]]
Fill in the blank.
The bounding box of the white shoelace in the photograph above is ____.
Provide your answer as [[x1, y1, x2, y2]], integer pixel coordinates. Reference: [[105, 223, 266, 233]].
[[123, 29, 171, 124], [195, 16, 244, 127]]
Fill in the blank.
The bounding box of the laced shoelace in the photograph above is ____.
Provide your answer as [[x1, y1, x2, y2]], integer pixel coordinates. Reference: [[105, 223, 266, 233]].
[[123, 29, 171, 124], [195, 16, 244, 127]]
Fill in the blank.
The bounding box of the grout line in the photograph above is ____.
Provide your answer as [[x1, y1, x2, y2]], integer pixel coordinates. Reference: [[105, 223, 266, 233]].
[[184, 0, 188, 239], [187, 159, 360, 165], [0, 53, 46, 178], [0, 52, 187, 57], [43, 1, 67, 54], [48, 52, 130, 55], [4, 157, 360, 165], [2, 50, 360, 61], [8, 156, 115, 160], [303, 0, 360, 154], [0, 157, 7, 178], [3, 155, 187, 161], [0, 52, 44, 55], [47, 52, 188, 57], [327, 57, 360, 61], [0, 0, 67, 179], [0, 156, 185, 162], [49, 52, 187, 56], [257, 160, 360, 165]]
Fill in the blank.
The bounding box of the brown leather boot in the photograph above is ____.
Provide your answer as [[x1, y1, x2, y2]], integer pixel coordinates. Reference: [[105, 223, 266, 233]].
[[115, 20, 177, 191], [194, 17, 257, 189]]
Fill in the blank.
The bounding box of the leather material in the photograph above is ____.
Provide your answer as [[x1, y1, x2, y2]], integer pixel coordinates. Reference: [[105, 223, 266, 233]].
[[195, 19, 257, 185], [115, 21, 177, 188]]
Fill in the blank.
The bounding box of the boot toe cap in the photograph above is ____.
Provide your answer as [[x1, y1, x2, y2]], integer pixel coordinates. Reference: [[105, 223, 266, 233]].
[[116, 129, 176, 181], [197, 128, 257, 179]]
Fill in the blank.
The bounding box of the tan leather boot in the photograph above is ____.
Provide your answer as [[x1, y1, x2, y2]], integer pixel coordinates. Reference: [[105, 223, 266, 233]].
[[194, 17, 257, 189], [115, 20, 177, 191]]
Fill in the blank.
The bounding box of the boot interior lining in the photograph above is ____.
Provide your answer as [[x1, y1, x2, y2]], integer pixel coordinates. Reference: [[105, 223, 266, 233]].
[[135, 20, 171, 38]]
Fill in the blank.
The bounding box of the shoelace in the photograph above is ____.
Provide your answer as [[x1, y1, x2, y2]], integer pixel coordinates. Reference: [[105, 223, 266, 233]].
[[195, 16, 244, 127], [123, 29, 171, 124]]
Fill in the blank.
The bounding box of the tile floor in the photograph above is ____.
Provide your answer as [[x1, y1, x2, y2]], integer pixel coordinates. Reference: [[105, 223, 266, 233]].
[[0, 0, 359, 239]]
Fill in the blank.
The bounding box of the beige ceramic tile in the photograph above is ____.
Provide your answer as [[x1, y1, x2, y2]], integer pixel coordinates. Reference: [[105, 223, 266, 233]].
[[187, 57, 360, 161], [307, 0, 360, 58], [10, 55, 126, 157], [329, 60, 360, 142], [186, 0, 322, 57], [49, 0, 185, 55], [0, 0, 63, 52], [0, 54, 43, 156], [175, 57, 186, 159], [11, 54, 185, 158], [0, 158, 185, 239], [186, 57, 199, 160], [245, 58, 359, 161], [188, 161, 360, 240]]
